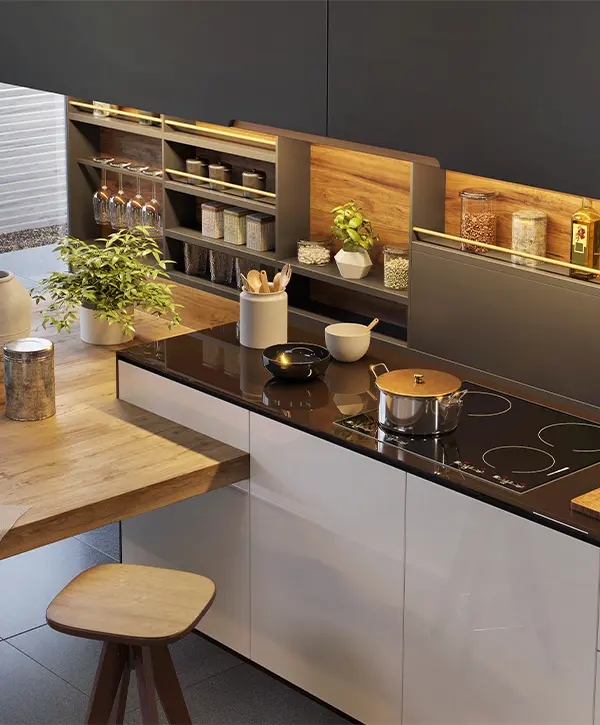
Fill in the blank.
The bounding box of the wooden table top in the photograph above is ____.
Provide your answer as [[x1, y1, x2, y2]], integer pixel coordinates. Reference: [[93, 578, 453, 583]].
[[0, 284, 242, 560]]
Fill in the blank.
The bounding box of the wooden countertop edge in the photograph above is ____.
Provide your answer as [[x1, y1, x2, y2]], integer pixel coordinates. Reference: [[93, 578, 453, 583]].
[[0, 453, 249, 561]]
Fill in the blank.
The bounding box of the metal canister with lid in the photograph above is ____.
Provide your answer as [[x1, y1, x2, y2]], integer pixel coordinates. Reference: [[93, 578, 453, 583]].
[[4, 338, 55, 421], [208, 162, 232, 191], [242, 169, 267, 199]]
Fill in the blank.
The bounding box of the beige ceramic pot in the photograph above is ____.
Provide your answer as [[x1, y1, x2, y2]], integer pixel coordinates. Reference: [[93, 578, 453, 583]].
[[0, 271, 32, 346]]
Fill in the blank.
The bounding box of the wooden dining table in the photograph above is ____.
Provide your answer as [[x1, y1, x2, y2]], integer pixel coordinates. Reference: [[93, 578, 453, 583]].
[[0, 284, 244, 561]]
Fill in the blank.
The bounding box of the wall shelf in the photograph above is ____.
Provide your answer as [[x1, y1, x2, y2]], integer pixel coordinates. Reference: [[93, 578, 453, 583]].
[[163, 129, 276, 164], [78, 158, 162, 183], [164, 179, 275, 215], [280, 258, 409, 304], [69, 111, 163, 139], [167, 269, 241, 301], [165, 226, 279, 266]]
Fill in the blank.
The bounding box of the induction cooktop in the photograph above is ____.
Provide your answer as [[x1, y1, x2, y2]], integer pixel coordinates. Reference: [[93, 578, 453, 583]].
[[334, 382, 600, 493]]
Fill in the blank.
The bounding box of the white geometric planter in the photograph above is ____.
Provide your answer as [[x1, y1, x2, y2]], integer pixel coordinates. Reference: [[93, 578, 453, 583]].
[[334, 249, 373, 280], [0, 270, 32, 346], [79, 306, 132, 346]]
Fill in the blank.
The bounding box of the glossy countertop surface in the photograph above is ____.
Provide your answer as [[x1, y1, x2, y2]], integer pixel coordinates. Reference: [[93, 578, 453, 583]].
[[117, 323, 600, 546]]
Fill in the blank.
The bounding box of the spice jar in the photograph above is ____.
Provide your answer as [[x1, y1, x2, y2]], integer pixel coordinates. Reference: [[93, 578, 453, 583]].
[[383, 246, 409, 289], [247, 213, 275, 251], [459, 189, 498, 254], [242, 169, 267, 199], [297, 239, 330, 265], [209, 250, 234, 285], [201, 201, 226, 239], [224, 207, 250, 245], [209, 162, 232, 191], [511, 209, 548, 267], [185, 158, 209, 186]]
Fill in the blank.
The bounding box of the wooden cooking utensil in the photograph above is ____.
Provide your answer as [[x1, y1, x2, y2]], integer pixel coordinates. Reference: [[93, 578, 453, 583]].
[[278, 264, 292, 291], [272, 272, 281, 292], [366, 318, 380, 332], [246, 269, 262, 293], [259, 269, 270, 293]]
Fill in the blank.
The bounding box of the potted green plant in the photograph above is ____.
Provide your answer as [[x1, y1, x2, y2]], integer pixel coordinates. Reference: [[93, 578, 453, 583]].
[[32, 228, 182, 345], [331, 200, 379, 279]]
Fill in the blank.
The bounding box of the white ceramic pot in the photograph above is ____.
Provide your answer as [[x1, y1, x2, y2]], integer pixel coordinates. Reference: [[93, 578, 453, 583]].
[[239, 289, 288, 349], [79, 306, 132, 346], [0, 271, 32, 347], [334, 248, 373, 279], [325, 322, 371, 363]]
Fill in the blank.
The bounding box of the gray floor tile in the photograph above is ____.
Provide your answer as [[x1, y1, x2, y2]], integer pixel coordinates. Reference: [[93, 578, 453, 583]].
[[0, 243, 66, 282], [0, 641, 87, 725], [0, 536, 112, 639], [10, 626, 242, 711], [127, 662, 351, 725], [75, 522, 121, 561]]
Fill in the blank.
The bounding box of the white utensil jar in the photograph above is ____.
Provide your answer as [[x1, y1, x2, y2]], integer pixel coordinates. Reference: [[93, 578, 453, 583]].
[[239, 290, 288, 349]]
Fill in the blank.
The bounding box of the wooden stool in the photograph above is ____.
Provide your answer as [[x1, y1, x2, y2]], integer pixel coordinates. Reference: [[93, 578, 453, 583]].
[[46, 563, 216, 725]]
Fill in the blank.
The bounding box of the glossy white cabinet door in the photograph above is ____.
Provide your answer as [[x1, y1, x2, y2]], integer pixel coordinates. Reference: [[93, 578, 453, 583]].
[[595, 655, 600, 725], [122, 483, 250, 657], [404, 473, 600, 725], [250, 413, 405, 724]]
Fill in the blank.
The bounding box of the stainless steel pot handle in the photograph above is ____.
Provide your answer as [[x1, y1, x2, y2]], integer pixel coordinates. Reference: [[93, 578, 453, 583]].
[[370, 363, 389, 379]]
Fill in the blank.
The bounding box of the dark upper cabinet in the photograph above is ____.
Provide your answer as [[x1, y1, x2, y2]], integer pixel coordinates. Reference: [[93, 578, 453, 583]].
[[328, 1, 600, 198], [0, 0, 327, 135]]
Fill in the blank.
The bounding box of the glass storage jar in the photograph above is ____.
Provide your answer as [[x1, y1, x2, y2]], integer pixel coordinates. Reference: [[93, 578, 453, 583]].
[[297, 238, 330, 265], [383, 246, 409, 289], [184, 243, 208, 277], [235, 257, 254, 290], [459, 189, 498, 253], [511, 209, 548, 267], [209, 250, 234, 285]]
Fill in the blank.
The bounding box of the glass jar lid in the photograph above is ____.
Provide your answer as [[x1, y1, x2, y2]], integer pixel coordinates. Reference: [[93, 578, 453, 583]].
[[512, 209, 547, 221], [298, 238, 330, 247], [459, 188, 498, 200], [383, 245, 409, 256], [374, 368, 462, 398]]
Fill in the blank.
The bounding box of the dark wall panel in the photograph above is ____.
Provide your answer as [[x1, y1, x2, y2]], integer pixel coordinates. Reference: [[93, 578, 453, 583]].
[[0, 0, 327, 135], [328, 1, 600, 198]]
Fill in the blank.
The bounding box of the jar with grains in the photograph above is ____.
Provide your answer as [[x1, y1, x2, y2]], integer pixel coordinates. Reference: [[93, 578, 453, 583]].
[[511, 209, 548, 267], [459, 189, 498, 254], [383, 246, 409, 290], [297, 238, 330, 265]]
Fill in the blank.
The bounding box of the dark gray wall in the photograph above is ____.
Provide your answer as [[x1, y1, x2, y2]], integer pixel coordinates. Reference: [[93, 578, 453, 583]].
[[0, 0, 327, 135], [328, 1, 600, 198], [409, 242, 600, 407]]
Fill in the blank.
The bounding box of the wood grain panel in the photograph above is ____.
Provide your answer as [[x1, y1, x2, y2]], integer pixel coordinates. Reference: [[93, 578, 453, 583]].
[[445, 171, 600, 262], [310, 145, 412, 262], [572, 488, 600, 519], [100, 129, 162, 168]]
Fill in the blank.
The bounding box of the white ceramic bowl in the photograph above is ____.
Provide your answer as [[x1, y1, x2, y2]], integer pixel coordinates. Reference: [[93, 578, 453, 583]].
[[324, 323, 371, 363]]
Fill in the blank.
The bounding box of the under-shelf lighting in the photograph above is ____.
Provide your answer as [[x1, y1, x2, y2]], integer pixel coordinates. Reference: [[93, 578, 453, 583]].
[[166, 168, 276, 199], [69, 101, 159, 123], [164, 119, 276, 146]]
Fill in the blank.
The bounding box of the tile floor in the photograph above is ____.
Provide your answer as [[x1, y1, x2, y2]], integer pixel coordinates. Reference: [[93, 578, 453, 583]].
[[0, 247, 352, 725]]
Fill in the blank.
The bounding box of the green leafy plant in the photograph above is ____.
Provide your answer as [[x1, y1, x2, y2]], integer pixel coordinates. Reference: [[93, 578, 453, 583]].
[[330, 200, 379, 253], [31, 227, 182, 336]]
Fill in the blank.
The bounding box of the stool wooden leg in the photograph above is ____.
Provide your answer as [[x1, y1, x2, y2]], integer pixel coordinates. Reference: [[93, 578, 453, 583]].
[[87, 643, 127, 725], [151, 645, 192, 725], [132, 645, 159, 725], [110, 648, 132, 725]]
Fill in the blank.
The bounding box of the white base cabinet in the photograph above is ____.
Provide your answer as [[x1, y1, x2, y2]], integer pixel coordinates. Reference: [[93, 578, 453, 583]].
[[249, 413, 405, 724], [403, 473, 600, 725]]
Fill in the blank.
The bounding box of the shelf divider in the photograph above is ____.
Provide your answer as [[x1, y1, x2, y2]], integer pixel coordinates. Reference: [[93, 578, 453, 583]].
[[164, 179, 276, 214], [68, 111, 163, 139], [165, 226, 280, 266]]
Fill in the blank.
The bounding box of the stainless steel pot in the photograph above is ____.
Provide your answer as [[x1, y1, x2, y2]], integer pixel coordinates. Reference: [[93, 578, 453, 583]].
[[370, 363, 466, 436]]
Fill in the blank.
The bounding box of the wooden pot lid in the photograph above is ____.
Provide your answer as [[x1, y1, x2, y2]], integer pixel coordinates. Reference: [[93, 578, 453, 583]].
[[374, 368, 462, 398]]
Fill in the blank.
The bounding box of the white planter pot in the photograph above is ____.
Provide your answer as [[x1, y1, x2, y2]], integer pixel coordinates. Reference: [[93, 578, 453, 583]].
[[0, 271, 32, 346], [79, 306, 132, 346], [334, 249, 373, 279]]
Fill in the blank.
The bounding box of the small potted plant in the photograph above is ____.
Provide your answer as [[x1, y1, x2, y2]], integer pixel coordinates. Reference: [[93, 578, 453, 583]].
[[331, 200, 379, 279], [32, 227, 182, 345]]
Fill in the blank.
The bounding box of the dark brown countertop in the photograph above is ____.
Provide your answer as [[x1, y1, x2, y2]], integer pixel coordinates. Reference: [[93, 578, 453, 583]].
[[117, 323, 600, 547]]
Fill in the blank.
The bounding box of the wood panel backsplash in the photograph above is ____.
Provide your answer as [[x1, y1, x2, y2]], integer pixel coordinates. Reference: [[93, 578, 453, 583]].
[[445, 171, 600, 263], [310, 145, 411, 262]]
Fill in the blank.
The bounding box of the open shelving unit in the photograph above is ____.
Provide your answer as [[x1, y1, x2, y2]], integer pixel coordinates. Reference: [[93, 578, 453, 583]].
[[66, 99, 444, 342]]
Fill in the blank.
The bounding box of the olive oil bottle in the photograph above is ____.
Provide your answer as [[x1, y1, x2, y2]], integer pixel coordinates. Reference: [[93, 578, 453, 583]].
[[570, 198, 600, 279]]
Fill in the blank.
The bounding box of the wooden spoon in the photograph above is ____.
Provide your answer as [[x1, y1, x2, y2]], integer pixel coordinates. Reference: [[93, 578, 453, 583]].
[[246, 269, 262, 293], [259, 269, 270, 293], [272, 272, 281, 292], [366, 318, 380, 332], [278, 264, 292, 291]]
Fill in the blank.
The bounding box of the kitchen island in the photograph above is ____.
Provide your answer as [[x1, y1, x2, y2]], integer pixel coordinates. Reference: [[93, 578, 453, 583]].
[[117, 322, 600, 725]]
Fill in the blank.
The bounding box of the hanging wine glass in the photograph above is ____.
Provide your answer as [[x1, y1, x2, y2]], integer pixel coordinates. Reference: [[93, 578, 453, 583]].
[[141, 181, 163, 238], [125, 176, 145, 229], [108, 172, 129, 230], [92, 168, 110, 224]]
